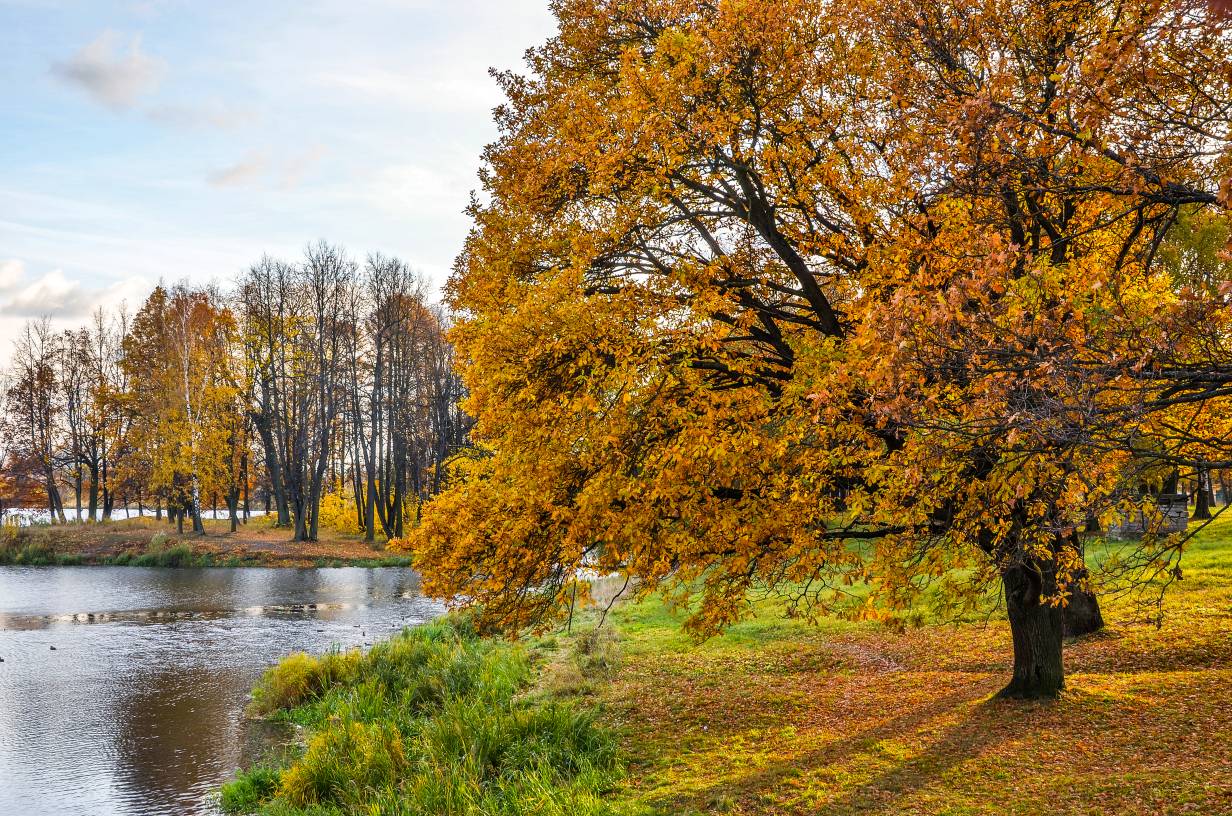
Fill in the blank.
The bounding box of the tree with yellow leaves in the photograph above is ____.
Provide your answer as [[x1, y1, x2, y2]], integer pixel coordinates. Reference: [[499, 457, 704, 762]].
[[122, 283, 247, 534], [413, 0, 1232, 698]]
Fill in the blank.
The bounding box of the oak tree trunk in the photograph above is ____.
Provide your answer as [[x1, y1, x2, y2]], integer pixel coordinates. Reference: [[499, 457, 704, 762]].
[[999, 563, 1065, 699]]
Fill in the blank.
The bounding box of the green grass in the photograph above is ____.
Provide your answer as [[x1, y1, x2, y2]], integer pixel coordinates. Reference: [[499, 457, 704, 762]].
[[227, 514, 1232, 816], [0, 526, 81, 565], [594, 513, 1232, 816], [310, 555, 413, 569], [222, 617, 622, 815]]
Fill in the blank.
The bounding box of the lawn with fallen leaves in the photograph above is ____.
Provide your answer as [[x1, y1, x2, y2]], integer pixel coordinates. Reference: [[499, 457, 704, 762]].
[[597, 513, 1232, 816]]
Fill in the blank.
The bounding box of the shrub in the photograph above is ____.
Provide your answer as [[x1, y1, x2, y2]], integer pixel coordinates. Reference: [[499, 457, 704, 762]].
[[316, 491, 362, 536], [220, 765, 280, 812], [249, 649, 361, 716], [278, 720, 407, 807], [159, 543, 194, 567]]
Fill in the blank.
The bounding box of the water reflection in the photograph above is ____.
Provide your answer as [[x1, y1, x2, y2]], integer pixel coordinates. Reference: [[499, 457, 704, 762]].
[[0, 566, 444, 816]]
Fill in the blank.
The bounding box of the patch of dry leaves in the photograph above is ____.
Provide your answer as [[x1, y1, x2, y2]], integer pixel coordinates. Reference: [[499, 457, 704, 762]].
[[602, 524, 1232, 816]]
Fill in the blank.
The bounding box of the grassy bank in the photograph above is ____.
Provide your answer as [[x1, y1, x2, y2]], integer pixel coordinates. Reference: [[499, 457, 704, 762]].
[[226, 515, 1232, 815], [0, 519, 412, 568], [222, 618, 621, 815]]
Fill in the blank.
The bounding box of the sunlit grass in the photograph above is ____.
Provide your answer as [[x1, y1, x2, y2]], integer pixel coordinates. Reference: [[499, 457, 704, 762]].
[[219, 515, 1232, 815], [222, 617, 623, 815], [599, 513, 1232, 815]]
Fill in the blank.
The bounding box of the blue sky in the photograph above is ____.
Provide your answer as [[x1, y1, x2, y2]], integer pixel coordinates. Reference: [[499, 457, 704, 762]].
[[0, 0, 557, 345]]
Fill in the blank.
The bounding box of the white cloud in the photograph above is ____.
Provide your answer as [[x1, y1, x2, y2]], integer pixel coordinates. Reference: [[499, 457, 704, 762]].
[[0, 262, 149, 325], [51, 30, 167, 111], [2, 268, 84, 316], [0, 259, 25, 291]]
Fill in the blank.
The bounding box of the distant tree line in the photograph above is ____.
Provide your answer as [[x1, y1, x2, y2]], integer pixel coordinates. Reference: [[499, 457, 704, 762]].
[[0, 242, 470, 542]]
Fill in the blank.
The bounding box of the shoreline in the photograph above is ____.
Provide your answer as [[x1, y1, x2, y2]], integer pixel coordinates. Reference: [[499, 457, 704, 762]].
[[0, 516, 411, 569]]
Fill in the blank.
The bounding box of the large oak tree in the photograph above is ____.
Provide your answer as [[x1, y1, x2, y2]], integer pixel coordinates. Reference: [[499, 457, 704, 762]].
[[414, 0, 1232, 697]]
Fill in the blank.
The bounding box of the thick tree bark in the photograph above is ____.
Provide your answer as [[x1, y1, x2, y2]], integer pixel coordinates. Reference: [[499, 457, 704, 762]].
[[999, 563, 1065, 699]]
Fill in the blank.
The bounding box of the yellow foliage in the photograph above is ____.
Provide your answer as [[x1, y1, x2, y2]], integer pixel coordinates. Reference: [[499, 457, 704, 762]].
[[316, 490, 363, 536], [411, 0, 1232, 675]]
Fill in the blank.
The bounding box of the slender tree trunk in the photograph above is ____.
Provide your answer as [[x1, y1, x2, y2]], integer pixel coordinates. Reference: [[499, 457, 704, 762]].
[[227, 488, 239, 533], [101, 456, 112, 520], [293, 491, 309, 541], [253, 409, 291, 526], [46, 468, 67, 524], [998, 562, 1065, 699], [155, 495, 163, 521], [307, 458, 328, 541], [46, 475, 57, 521], [74, 466, 83, 522], [1221, 472, 1231, 508], [87, 465, 100, 521], [241, 453, 250, 523], [352, 462, 366, 534], [365, 349, 382, 543], [1194, 465, 1212, 520]]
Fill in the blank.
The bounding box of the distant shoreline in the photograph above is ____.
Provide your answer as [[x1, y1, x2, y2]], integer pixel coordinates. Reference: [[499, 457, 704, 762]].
[[0, 515, 411, 569]]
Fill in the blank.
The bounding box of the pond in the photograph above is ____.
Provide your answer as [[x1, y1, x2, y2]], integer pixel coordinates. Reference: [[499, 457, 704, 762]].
[[0, 566, 445, 815]]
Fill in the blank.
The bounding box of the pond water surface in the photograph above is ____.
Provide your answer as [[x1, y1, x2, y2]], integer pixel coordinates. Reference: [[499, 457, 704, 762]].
[[0, 566, 445, 816]]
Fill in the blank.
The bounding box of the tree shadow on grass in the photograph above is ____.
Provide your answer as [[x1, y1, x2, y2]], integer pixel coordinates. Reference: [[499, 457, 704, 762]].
[[643, 678, 1022, 815]]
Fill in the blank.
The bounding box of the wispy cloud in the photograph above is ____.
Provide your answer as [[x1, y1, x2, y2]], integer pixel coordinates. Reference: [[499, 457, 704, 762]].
[[206, 151, 269, 187], [207, 146, 326, 189], [278, 145, 328, 190], [314, 67, 502, 113], [146, 100, 254, 130], [50, 30, 166, 111]]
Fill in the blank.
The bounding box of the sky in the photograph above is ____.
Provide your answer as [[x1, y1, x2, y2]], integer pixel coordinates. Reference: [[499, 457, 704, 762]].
[[0, 0, 558, 348]]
